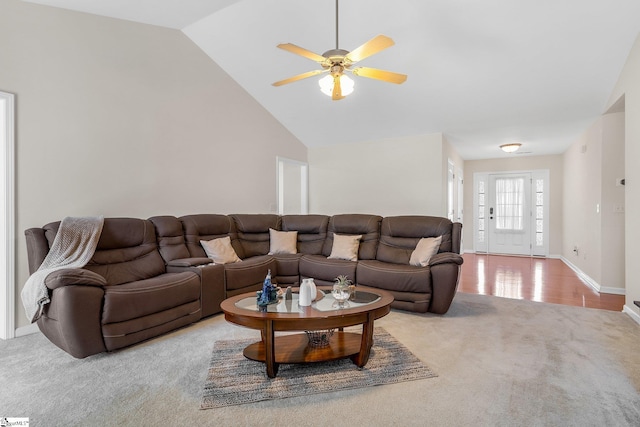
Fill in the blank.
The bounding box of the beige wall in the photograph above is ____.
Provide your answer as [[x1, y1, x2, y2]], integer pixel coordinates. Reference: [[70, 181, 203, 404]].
[[0, 0, 307, 329], [462, 155, 564, 256], [562, 120, 604, 285], [606, 32, 640, 316], [565, 112, 628, 292], [308, 133, 449, 216], [600, 113, 626, 291]]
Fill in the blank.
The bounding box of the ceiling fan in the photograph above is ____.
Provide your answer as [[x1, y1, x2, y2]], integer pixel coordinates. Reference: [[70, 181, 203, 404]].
[[272, 0, 407, 100]]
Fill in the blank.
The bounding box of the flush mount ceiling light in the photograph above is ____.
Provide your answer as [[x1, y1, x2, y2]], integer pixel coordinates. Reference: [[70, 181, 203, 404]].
[[272, 0, 407, 100], [500, 143, 522, 153]]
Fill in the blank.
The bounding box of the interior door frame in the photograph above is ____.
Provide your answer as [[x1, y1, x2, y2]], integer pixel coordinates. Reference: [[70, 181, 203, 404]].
[[276, 156, 309, 215], [447, 160, 454, 220], [1, 91, 16, 340], [456, 166, 464, 223]]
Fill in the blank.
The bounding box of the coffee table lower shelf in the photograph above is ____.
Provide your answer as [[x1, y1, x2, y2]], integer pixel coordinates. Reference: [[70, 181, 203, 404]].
[[243, 332, 363, 364]]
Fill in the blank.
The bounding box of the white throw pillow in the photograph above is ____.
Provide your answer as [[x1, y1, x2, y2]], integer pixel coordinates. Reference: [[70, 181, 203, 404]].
[[409, 236, 442, 267], [268, 228, 298, 255], [200, 236, 241, 264], [328, 233, 362, 261]]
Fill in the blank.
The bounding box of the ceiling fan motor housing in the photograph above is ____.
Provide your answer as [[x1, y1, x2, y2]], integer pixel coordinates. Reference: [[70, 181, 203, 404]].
[[321, 49, 351, 69]]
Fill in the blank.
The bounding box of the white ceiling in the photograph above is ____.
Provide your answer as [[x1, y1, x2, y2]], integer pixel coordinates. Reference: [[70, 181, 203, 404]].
[[23, 0, 640, 159]]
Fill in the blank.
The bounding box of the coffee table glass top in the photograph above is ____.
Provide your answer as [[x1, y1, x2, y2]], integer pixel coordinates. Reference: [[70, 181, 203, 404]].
[[235, 290, 381, 313]]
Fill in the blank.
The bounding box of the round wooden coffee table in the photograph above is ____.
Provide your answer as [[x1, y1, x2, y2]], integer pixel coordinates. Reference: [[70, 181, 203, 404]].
[[220, 286, 394, 378]]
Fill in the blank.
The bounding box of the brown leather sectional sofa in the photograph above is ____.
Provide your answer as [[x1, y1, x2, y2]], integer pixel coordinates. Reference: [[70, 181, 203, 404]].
[[25, 213, 463, 358]]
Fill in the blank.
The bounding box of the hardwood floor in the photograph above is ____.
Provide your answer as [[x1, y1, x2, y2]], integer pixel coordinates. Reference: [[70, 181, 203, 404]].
[[458, 253, 625, 311]]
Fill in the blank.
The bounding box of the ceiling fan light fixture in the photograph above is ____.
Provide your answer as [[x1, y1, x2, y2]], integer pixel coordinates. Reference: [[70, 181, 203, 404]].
[[500, 143, 522, 153], [319, 74, 354, 97], [272, 0, 406, 97]]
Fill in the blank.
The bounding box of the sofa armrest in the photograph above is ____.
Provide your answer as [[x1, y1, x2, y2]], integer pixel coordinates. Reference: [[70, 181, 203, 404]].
[[429, 259, 463, 314], [38, 285, 107, 358], [44, 268, 107, 290], [167, 257, 213, 267], [429, 252, 464, 267]]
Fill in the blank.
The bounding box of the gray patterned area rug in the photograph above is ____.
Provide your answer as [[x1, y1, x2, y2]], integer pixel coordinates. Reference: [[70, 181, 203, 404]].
[[200, 328, 437, 409]]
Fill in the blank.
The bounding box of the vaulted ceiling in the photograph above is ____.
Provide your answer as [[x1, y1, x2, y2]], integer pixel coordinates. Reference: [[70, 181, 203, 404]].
[[23, 0, 640, 159]]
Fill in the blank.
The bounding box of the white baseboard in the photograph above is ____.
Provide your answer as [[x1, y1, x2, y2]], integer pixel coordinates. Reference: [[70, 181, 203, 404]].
[[15, 323, 40, 337], [560, 256, 600, 292], [599, 286, 626, 295], [623, 304, 640, 325], [560, 257, 625, 296], [464, 251, 563, 259]]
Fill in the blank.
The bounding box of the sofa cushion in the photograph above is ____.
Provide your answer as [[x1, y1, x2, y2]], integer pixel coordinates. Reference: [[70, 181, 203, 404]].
[[272, 253, 304, 285], [102, 271, 200, 324], [377, 216, 454, 264], [356, 260, 432, 294], [328, 234, 362, 261], [281, 214, 329, 255], [84, 218, 167, 285], [298, 254, 356, 286], [268, 228, 297, 255], [149, 216, 191, 263], [180, 214, 238, 258], [200, 236, 241, 264], [102, 301, 200, 352], [409, 236, 442, 267], [43, 218, 167, 286], [224, 255, 276, 296], [230, 214, 280, 258], [322, 214, 382, 260]]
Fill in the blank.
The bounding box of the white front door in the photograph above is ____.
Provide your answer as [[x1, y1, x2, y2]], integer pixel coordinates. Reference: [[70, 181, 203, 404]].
[[473, 170, 549, 257], [487, 173, 532, 255]]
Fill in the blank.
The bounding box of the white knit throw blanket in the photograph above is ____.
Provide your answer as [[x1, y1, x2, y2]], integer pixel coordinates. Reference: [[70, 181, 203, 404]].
[[21, 216, 104, 323]]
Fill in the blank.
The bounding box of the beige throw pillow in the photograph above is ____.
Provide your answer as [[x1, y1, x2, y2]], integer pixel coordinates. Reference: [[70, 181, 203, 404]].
[[268, 228, 298, 255], [200, 236, 241, 264], [328, 233, 362, 261], [409, 236, 442, 267]]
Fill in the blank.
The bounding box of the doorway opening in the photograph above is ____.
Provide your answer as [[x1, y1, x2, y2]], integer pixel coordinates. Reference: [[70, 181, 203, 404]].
[[447, 159, 463, 223], [276, 157, 308, 215]]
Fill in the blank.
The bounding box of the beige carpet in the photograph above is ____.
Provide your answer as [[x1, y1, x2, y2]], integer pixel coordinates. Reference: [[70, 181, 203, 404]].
[[2, 292, 640, 426], [201, 328, 437, 408]]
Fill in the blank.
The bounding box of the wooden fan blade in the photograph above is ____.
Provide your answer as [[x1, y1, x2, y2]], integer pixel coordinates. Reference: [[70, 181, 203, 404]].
[[332, 75, 344, 100], [276, 43, 327, 63], [345, 35, 395, 63], [352, 67, 407, 84], [272, 70, 325, 87]]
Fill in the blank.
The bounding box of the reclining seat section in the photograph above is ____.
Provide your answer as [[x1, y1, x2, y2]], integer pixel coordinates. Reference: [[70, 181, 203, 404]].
[[227, 214, 279, 296], [298, 214, 382, 286], [24, 218, 201, 358], [149, 215, 225, 318], [275, 214, 330, 286], [356, 216, 463, 313]]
